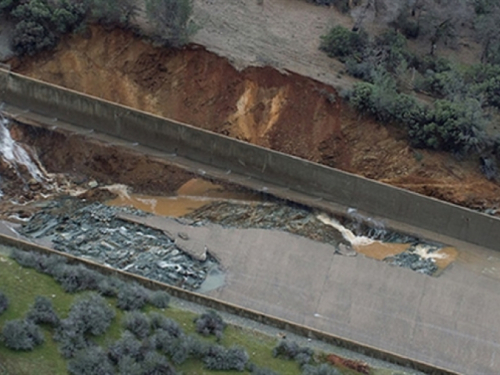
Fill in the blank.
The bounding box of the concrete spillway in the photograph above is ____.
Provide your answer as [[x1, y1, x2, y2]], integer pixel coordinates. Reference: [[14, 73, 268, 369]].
[[1, 69, 500, 374]]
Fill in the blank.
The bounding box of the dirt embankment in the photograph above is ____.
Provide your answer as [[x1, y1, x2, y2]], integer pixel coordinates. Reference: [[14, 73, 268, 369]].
[[11, 26, 500, 212]]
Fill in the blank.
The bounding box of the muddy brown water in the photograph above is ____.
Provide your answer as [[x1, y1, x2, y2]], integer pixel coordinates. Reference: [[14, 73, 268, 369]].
[[355, 242, 457, 271], [108, 178, 260, 217]]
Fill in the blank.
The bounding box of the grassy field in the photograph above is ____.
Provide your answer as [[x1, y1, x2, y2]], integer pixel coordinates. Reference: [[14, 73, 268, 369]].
[[0, 251, 368, 375]]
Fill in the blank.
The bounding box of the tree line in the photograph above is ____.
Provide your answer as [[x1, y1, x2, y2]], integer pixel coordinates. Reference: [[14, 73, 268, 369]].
[[0, 0, 195, 56]]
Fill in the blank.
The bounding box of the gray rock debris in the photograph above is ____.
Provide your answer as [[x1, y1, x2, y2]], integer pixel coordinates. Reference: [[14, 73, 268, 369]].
[[19, 198, 220, 290]]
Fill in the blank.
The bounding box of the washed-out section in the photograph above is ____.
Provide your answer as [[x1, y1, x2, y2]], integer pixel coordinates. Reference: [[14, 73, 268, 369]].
[[18, 199, 224, 291], [1, 111, 456, 282]]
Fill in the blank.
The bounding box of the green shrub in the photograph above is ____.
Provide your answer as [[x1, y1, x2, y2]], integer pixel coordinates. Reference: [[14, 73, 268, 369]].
[[203, 344, 249, 371], [320, 25, 368, 60], [374, 30, 411, 73], [0, 0, 14, 14], [194, 310, 226, 340], [51, 0, 88, 34], [142, 351, 177, 375], [408, 99, 486, 154], [475, 75, 500, 108], [11, 249, 67, 275], [148, 290, 171, 308], [117, 355, 144, 375], [11, 20, 56, 56], [1, 319, 44, 351], [123, 311, 150, 339], [97, 276, 124, 297], [272, 340, 313, 366], [54, 325, 89, 358], [52, 264, 104, 293], [108, 331, 143, 364], [418, 69, 467, 99], [117, 282, 149, 311], [66, 293, 116, 336], [150, 312, 183, 337], [27, 296, 60, 327], [68, 346, 115, 375], [89, 0, 138, 27]]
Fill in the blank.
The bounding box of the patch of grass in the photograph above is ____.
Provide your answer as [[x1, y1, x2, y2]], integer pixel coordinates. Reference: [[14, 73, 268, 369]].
[[0, 254, 72, 375]]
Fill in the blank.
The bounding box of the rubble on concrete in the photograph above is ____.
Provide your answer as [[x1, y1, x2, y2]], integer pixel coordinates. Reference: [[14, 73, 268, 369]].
[[17, 197, 447, 279], [384, 245, 439, 275], [186, 201, 445, 275], [18, 198, 221, 290], [185, 201, 350, 250]]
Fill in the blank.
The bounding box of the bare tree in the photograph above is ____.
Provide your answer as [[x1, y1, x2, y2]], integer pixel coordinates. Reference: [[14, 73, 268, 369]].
[[145, 0, 195, 47], [475, 4, 500, 63], [416, 0, 472, 55]]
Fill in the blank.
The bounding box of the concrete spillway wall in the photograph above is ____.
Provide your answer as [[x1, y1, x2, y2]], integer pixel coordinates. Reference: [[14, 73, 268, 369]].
[[0, 69, 499, 250]]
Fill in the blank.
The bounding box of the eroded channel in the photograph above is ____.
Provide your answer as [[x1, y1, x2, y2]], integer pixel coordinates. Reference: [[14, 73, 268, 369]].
[[0, 113, 470, 294]]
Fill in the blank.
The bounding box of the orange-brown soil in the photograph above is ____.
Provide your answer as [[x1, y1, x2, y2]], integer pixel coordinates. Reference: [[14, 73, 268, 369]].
[[11, 26, 500, 212]]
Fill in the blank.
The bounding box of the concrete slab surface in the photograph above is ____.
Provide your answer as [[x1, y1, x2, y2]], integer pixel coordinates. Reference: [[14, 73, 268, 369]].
[[124, 213, 500, 375]]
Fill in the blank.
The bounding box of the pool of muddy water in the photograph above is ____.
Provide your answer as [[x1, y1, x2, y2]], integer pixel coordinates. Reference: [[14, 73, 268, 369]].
[[108, 178, 260, 217]]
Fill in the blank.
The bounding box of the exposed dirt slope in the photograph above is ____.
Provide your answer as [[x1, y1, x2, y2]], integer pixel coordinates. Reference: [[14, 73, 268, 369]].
[[11, 26, 500, 212]]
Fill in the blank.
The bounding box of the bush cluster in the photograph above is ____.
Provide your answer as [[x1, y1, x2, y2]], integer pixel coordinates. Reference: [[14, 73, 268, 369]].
[[272, 340, 314, 367], [54, 293, 115, 358], [11, 250, 171, 312], [320, 24, 495, 161], [8, 251, 321, 374], [8, 0, 87, 56], [194, 310, 227, 340], [1, 319, 44, 351], [348, 79, 487, 156], [2, 0, 195, 57], [319, 26, 368, 60], [52, 264, 104, 293], [117, 282, 149, 311], [27, 296, 60, 327], [68, 346, 115, 375], [148, 290, 171, 308], [123, 311, 151, 339], [203, 344, 249, 371]]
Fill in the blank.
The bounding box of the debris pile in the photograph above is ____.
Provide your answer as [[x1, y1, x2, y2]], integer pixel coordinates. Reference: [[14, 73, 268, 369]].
[[186, 201, 349, 248], [384, 245, 441, 275], [19, 198, 221, 290]]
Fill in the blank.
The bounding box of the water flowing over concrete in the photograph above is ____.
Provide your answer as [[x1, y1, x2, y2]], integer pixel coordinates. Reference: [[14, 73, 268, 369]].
[[0, 114, 48, 183], [317, 213, 374, 247]]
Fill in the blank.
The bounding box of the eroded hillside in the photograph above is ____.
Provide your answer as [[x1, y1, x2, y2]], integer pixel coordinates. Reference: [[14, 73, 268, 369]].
[[11, 26, 500, 212]]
